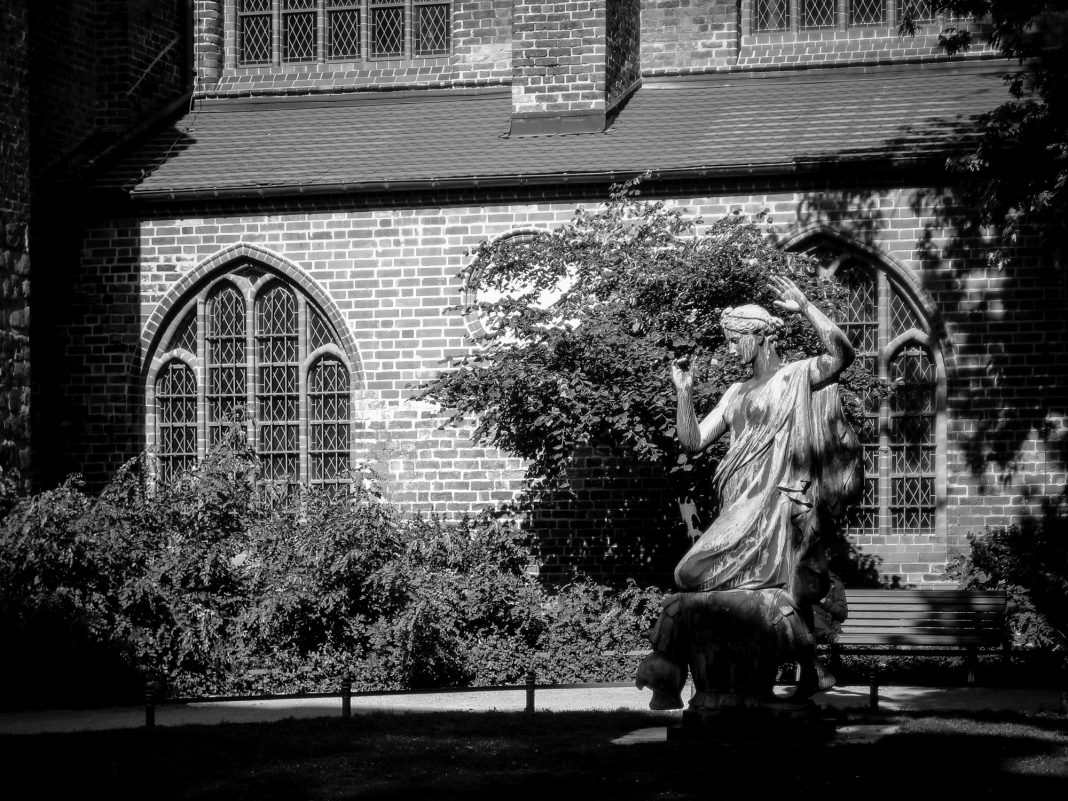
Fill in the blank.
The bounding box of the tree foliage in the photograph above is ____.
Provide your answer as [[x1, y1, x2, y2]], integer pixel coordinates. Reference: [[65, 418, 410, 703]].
[[419, 176, 878, 495], [902, 2, 1068, 268]]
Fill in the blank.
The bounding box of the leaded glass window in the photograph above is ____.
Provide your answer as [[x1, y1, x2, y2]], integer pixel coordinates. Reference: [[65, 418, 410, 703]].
[[150, 267, 354, 489], [235, 1, 452, 65], [327, 0, 362, 60], [238, 0, 273, 65], [754, 0, 789, 32], [172, 310, 197, 354], [749, 2, 931, 34], [807, 244, 944, 542], [889, 347, 936, 532], [800, 0, 837, 29], [900, 0, 936, 23], [309, 356, 351, 492], [256, 284, 300, 483], [156, 361, 198, 482], [851, 0, 886, 25], [282, 0, 318, 63], [836, 261, 880, 536], [207, 284, 247, 445], [413, 1, 451, 57], [370, 0, 405, 59]]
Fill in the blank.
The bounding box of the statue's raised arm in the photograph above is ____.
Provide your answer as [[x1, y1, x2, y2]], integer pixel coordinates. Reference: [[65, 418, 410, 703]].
[[769, 275, 854, 389], [673, 357, 728, 454]]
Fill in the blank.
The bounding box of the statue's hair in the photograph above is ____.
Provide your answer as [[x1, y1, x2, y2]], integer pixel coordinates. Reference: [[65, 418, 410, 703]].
[[720, 304, 784, 339]]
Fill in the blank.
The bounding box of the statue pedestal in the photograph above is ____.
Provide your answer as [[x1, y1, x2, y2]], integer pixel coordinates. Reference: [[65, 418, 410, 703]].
[[639, 587, 833, 737], [676, 587, 811, 707], [668, 701, 835, 741]]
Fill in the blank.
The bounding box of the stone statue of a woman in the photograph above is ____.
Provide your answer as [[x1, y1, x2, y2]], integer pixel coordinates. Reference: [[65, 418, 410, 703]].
[[637, 276, 862, 714]]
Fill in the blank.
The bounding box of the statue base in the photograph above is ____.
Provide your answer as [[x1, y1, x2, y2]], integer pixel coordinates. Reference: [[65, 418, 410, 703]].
[[667, 701, 836, 742], [638, 586, 833, 735]]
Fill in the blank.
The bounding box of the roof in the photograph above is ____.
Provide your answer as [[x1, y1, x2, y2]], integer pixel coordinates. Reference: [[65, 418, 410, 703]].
[[97, 58, 1011, 202]]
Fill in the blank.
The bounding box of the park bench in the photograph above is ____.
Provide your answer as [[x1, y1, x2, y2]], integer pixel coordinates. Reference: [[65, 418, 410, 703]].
[[827, 588, 1009, 687]]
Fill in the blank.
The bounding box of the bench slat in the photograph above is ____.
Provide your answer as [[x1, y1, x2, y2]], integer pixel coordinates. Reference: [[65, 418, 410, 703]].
[[845, 590, 1005, 599], [840, 625, 1001, 636], [845, 610, 1003, 619], [836, 634, 1001, 647], [847, 597, 1006, 608]]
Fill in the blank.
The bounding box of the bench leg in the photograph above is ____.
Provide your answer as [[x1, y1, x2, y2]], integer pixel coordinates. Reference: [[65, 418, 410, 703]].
[[966, 648, 977, 686], [868, 668, 879, 713]]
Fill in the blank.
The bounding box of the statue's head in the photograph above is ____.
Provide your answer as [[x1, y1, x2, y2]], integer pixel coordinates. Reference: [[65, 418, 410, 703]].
[[720, 304, 783, 365]]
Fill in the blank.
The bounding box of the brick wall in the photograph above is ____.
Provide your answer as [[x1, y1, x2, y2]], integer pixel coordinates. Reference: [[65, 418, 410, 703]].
[[606, 0, 642, 105], [737, 2, 995, 69], [0, 0, 32, 475], [641, 0, 738, 75], [196, 0, 223, 83], [27, 0, 98, 167], [94, 0, 185, 131], [27, 0, 185, 161], [65, 181, 1068, 586], [203, 0, 513, 97], [511, 0, 608, 116]]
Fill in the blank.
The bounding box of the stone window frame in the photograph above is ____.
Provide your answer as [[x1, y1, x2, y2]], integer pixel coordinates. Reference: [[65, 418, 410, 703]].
[[785, 228, 948, 545], [143, 245, 362, 492], [224, 0, 453, 69], [745, 0, 938, 35]]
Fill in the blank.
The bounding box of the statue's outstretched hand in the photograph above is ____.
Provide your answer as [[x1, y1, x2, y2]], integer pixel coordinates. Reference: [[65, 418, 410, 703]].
[[671, 358, 693, 393], [770, 275, 809, 314]]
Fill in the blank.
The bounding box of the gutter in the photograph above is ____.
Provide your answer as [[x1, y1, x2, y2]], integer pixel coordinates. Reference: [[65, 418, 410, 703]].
[[121, 154, 955, 205]]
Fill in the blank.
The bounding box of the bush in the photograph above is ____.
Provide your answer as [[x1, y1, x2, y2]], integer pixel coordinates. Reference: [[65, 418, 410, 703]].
[[946, 496, 1068, 656], [0, 444, 663, 706]]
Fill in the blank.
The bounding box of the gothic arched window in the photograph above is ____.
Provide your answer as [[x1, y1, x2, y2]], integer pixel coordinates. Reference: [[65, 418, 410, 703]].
[[805, 243, 944, 541], [147, 264, 354, 492]]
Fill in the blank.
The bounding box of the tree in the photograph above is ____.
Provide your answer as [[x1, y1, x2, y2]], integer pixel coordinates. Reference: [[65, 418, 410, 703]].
[[419, 176, 879, 499], [901, 2, 1068, 268]]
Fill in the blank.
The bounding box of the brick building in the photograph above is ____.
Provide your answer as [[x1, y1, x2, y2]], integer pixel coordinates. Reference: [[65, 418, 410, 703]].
[[5, 1, 1067, 586]]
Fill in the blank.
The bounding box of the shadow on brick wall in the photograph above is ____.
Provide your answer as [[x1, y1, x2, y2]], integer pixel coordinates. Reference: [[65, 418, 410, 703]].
[[799, 113, 1068, 548], [520, 444, 887, 589], [519, 446, 691, 588], [31, 188, 146, 488]]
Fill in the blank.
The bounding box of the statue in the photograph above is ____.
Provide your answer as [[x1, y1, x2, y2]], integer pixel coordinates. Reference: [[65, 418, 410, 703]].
[[636, 275, 862, 719]]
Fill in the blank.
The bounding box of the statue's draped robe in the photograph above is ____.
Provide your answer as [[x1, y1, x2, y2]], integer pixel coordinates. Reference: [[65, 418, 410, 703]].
[[674, 357, 861, 599]]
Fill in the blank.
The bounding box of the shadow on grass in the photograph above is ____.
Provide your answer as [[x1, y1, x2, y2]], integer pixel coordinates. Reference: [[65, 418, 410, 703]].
[[3, 709, 1066, 800]]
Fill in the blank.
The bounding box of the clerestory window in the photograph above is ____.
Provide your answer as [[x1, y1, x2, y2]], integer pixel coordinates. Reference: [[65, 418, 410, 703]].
[[804, 241, 945, 542], [148, 264, 354, 494], [234, 0, 452, 66], [752, 0, 934, 33]]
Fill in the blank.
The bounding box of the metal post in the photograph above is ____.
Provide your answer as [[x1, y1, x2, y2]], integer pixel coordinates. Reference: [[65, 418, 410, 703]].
[[144, 679, 156, 728], [340, 675, 352, 719], [868, 668, 879, 713], [525, 670, 536, 713]]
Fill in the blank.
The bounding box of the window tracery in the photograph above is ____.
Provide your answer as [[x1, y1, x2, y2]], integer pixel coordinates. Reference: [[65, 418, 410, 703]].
[[805, 243, 943, 540], [148, 265, 354, 491]]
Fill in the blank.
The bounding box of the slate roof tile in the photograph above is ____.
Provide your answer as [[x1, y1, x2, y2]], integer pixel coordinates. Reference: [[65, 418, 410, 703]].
[[98, 59, 1010, 200]]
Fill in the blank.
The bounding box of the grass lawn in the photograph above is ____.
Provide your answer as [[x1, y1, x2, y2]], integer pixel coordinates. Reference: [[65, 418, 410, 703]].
[[3, 709, 1066, 800]]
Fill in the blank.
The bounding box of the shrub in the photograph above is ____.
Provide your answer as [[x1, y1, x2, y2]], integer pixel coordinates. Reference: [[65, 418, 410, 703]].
[[0, 446, 664, 705], [946, 496, 1068, 655]]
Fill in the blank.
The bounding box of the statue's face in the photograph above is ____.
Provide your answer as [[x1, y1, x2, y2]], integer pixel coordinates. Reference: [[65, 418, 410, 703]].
[[726, 330, 761, 365]]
